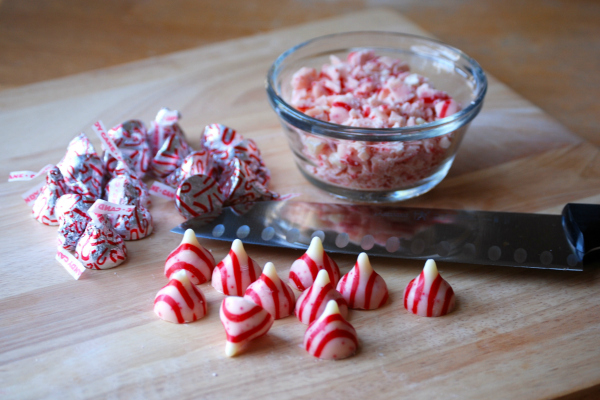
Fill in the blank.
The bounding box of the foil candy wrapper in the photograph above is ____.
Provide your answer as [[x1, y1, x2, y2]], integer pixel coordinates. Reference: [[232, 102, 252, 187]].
[[151, 131, 192, 179], [57, 133, 105, 198], [219, 157, 279, 207], [31, 166, 69, 226], [104, 120, 151, 178], [105, 162, 151, 208], [164, 150, 213, 188], [75, 214, 127, 270], [202, 124, 270, 187], [175, 175, 224, 220], [111, 205, 153, 241], [148, 108, 187, 156], [56, 194, 95, 251]]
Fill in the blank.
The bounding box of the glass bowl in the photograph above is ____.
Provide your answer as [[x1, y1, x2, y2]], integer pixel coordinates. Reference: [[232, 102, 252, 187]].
[[266, 31, 487, 202]]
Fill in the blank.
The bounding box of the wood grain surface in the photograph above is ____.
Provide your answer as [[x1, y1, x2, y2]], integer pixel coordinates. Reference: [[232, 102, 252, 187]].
[[0, 8, 599, 400]]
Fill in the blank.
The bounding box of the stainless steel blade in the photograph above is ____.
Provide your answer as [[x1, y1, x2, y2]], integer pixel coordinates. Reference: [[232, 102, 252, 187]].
[[171, 201, 584, 271]]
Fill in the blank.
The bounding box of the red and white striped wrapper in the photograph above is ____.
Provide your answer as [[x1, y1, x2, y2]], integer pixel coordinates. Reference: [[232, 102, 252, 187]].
[[105, 163, 151, 208], [75, 213, 127, 270], [175, 174, 224, 220], [56, 194, 95, 251], [244, 262, 296, 320], [304, 300, 358, 360], [165, 228, 215, 285], [31, 166, 69, 226], [147, 108, 184, 156], [403, 259, 456, 317], [289, 236, 341, 291], [295, 269, 348, 325], [212, 239, 261, 296], [337, 253, 389, 310], [100, 120, 150, 178], [164, 150, 214, 189], [154, 270, 208, 324], [57, 133, 105, 199], [202, 124, 270, 187], [219, 296, 274, 357], [150, 128, 191, 179]]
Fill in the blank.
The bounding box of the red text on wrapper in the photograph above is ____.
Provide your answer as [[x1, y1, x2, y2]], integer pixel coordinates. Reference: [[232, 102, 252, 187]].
[[149, 181, 176, 200], [21, 181, 47, 207], [56, 247, 85, 280], [8, 164, 54, 182], [91, 121, 129, 168], [89, 199, 135, 216]]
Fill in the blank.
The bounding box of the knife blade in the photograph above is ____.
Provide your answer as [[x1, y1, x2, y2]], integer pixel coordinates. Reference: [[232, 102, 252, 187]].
[[171, 201, 600, 271]]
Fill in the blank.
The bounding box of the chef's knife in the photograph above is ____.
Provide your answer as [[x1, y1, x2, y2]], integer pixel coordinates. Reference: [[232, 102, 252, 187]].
[[171, 201, 600, 271]]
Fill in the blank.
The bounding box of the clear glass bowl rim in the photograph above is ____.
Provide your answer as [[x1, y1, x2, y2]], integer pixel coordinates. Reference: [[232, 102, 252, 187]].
[[266, 31, 488, 142]]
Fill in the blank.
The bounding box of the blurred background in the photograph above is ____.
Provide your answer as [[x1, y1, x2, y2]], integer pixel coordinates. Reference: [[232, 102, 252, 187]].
[[0, 0, 598, 145]]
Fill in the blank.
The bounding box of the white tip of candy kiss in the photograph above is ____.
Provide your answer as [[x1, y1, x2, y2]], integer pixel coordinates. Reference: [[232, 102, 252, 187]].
[[303, 299, 358, 360], [289, 236, 341, 291], [262, 262, 278, 281], [314, 269, 331, 288], [322, 298, 341, 316], [306, 236, 324, 262], [403, 259, 455, 318], [423, 259, 439, 283], [212, 240, 261, 296], [154, 269, 207, 324], [165, 228, 215, 285], [182, 228, 201, 247], [336, 252, 388, 310], [244, 262, 296, 320], [295, 269, 348, 325], [225, 341, 243, 358], [357, 252, 373, 273]]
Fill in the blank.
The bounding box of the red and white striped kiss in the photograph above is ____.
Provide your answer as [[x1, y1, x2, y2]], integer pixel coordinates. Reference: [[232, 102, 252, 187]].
[[289, 236, 341, 291], [295, 269, 348, 325], [212, 239, 261, 296], [244, 262, 296, 319], [304, 300, 358, 360], [403, 259, 456, 317], [154, 270, 207, 324], [165, 229, 215, 285], [337, 253, 389, 310], [220, 296, 274, 357]]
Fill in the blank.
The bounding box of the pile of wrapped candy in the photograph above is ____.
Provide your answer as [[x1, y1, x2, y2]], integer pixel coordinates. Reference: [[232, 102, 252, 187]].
[[25, 108, 281, 272]]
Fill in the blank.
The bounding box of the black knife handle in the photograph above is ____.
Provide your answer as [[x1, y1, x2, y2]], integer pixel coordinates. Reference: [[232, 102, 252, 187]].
[[562, 203, 600, 264]]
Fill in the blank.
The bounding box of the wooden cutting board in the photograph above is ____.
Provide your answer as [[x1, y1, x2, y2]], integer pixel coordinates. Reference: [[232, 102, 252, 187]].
[[1, 9, 599, 400]]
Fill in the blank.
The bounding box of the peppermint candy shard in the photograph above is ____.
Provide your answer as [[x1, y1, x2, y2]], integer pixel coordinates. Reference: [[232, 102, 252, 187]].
[[295, 269, 348, 325], [289, 236, 341, 291], [304, 300, 358, 360], [403, 259, 456, 317], [220, 296, 274, 357], [31, 166, 69, 226], [175, 174, 224, 220], [75, 216, 127, 270], [244, 262, 296, 320], [337, 253, 389, 310], [165, 229, 215, 285], [154, 270, 208, 324], [212, 239, 262, 296]]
